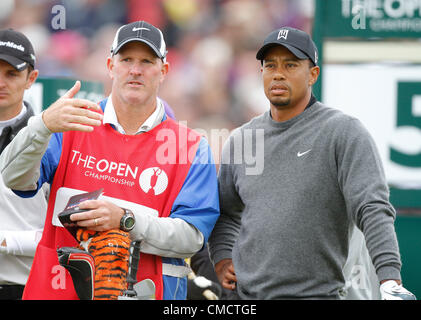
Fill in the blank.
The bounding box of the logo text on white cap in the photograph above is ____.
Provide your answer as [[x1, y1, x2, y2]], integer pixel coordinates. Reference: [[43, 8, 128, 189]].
[[0, 41, 24, 52]]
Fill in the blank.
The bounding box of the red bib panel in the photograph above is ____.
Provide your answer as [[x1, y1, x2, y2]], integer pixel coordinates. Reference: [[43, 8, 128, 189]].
[[23, 119, 201, 299]]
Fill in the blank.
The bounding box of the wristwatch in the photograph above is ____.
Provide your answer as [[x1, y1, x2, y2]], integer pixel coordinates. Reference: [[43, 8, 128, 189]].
[[120, 208, 135, 232]]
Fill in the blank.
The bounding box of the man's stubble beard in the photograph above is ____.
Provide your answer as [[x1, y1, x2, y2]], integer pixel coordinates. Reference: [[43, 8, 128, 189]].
[[270, 97, 291, 108], [269, 85, 292, 108]]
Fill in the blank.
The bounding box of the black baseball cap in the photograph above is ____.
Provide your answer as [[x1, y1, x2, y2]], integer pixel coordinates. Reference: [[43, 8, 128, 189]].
[[256, 27, 318, 66], [0, 29, 35, 71], [110, 21, 167, 60]]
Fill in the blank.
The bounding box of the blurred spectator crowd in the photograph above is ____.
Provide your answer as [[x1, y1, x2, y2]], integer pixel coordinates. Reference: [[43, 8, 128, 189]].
[[0, 0, 314, 161]]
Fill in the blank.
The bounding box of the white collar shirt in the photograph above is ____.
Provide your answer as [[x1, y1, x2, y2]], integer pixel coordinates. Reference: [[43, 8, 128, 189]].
[[103, 95, 165, 134]]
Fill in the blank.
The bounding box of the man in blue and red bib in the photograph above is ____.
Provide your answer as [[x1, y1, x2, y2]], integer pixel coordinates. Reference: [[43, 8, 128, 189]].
[[0, 21, 220, 300]]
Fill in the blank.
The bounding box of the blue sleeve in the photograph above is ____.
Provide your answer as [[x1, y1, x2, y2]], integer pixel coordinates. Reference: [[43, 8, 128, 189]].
[[169, 137, 220, 245], [14, 132, 63, 198]]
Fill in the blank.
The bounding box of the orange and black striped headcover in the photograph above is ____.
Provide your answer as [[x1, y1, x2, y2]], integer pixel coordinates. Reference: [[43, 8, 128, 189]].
[[76, 228, 131, 300]]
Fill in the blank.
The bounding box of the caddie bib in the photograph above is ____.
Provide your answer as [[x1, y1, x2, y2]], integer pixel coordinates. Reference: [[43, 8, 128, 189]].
[[23, 114, 201, 300]]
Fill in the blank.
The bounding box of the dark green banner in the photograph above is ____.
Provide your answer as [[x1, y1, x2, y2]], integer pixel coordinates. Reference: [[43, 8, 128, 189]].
[[320, 0, 421, 39], [24, 77, 104, 114]]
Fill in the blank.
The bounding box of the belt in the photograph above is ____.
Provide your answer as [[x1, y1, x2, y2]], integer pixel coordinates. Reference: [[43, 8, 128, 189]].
[[0, 284, 25, 300], [162, 263, 192, 278]]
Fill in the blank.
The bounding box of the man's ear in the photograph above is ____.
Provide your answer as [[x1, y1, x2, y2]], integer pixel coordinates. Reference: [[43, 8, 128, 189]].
[[160, 61, 169, 84], [25, 69, 39, 89], [309, 65, 320, 87], [107, 56, 114, 80]]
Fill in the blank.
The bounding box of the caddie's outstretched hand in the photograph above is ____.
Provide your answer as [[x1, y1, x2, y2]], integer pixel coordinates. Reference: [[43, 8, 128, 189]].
[[42, 80, 103, 133]]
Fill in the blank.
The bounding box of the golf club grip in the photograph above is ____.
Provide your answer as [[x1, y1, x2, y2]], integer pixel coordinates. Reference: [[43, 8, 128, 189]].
[[128, 240, 141, 284]]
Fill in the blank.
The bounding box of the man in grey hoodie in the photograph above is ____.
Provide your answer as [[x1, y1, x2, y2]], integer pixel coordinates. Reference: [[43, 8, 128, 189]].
[[208, 26, 415, 300]]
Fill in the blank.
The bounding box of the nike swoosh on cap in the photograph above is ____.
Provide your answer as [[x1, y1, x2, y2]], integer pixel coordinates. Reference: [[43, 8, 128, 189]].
[[132, 27, 150, 32]]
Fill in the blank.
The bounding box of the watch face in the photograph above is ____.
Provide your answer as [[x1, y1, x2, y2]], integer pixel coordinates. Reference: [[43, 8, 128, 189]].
[[125, 216, 135, 230]]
